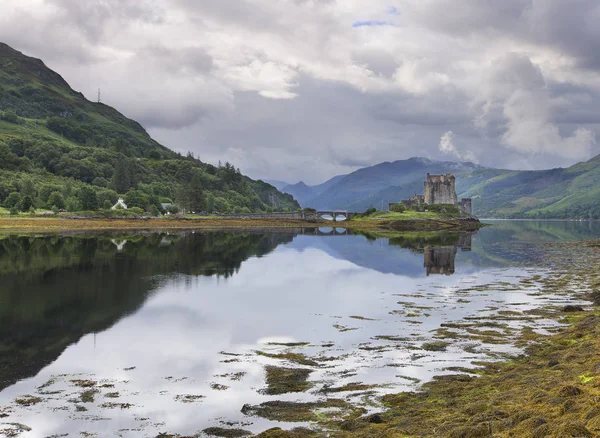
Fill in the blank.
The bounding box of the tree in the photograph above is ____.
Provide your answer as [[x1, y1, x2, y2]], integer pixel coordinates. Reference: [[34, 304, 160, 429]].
[[20, 195, 34, 212], [20, 178, 36, 198], [124, 190, 148, 210], [1, 110, 18, 123], [39, 184, 63, 207], [149, 205, 160, 216], [176, 173, 205, 213], [92, 177, 108, 187], [97, 189, 118, 207], [66, 197, 81, 212], [166, 204, 179, 214], [111, 138, 128, 155], [47, 191, 66, 210], [78, 187, 98, 211], [3, 192, 21, 208], [112, 159, 131, 194], [206, 193, 215, 214], [390, 203, 406, 213]]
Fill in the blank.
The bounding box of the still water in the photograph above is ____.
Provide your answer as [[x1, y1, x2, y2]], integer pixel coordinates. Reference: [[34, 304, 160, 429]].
[[1, 220, 599, 436]]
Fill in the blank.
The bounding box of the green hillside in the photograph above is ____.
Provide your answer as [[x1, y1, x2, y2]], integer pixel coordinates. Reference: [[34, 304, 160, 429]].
[[0, 42, 299, 214], [456, 157, 600, 218]]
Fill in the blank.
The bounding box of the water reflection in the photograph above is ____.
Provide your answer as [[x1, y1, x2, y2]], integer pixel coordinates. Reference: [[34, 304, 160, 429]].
[[0, 220, 598, 435], [0, 232, 293, 392]]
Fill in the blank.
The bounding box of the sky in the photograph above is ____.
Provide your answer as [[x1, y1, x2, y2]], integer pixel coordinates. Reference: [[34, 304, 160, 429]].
[[1, 0, 600, 184]]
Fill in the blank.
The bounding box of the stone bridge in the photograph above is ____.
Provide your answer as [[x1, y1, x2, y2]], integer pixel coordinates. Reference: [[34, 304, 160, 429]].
[[222, 210, 354, 222], [314, 210, 353, 222]]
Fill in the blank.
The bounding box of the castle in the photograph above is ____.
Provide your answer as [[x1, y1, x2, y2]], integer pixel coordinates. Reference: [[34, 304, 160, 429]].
[[424, 173, 457, 205], [390, 173, 472, 214]]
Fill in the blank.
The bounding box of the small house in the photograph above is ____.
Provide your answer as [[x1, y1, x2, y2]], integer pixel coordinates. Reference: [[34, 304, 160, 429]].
[[111, 198, 128, 210]]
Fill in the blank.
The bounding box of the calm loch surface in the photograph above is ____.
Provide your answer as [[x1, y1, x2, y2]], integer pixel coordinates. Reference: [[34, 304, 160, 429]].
[[1, 220, 600, 436]]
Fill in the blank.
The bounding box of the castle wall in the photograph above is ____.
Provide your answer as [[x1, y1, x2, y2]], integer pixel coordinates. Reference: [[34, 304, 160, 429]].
[[459, 198, 472, 215], [424, 174, 458, 205]]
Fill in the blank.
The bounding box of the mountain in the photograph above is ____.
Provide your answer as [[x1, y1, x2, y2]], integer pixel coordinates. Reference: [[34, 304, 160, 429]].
[[457, 155, 600, 218], [281, 174, 347, 206], [263, 179, 291, 191], [299, 158, 483, 211], [0, 42, 299, 213], [290, 154, 600, 219]]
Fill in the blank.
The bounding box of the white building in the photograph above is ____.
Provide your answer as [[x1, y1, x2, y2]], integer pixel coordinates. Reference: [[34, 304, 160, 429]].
[[111, 198, 128, 210]]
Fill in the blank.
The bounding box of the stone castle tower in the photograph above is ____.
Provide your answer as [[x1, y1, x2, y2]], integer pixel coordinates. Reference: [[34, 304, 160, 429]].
[[424, 173, 458, 206]]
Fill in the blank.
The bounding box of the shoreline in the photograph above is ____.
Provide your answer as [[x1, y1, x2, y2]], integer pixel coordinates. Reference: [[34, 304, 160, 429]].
[[255, 239, 600, 438], [0, 216, 483, 234]]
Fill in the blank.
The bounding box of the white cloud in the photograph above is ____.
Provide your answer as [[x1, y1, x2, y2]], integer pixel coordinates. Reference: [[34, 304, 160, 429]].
[[439, 131, 478, 163]]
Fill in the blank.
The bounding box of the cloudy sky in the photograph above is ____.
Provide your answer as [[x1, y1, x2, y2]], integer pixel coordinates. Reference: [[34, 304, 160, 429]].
[[1, 0, 600, 184]]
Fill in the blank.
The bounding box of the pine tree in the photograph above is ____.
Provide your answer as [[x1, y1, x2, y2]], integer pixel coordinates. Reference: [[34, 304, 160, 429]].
[[78, 187, 98, 211], [112, 160, 131, 194]]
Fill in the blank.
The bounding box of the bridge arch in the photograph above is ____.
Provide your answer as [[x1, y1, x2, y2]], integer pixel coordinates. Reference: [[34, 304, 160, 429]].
[[316, 210, 351, 222]]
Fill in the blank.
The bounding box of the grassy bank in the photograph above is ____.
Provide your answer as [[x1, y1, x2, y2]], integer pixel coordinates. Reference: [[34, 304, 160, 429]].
[[0, 212, 483, 234]]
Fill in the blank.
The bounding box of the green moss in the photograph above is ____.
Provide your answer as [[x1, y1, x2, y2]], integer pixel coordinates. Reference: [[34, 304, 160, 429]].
[[263, 366, 313, 395], [241, 399, 362, 422], [80, 389, 98, 403], [421, 341, 450, 351], [256, 351, 319, 367], [174, 394, 205, 403], [100, 402, 133, 409], [14, 395, 42, 406], [70, 379, 96, 388], [202, 427, 253, 437], [321, 382, 380, 393]]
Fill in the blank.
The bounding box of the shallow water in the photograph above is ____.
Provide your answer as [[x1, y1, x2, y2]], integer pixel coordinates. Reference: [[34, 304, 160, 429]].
[[0, 220, 599, 436]]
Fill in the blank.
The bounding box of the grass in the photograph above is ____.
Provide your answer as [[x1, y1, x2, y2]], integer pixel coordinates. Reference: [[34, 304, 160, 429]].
[[80, 389, 98, 403], [256, 351, 319, 367], [202, 428, 252, 438], [242, 399, 364, 423], [0, 214, 483, 234], [263, 366, 313, 395], [353, 211, 456, 221], [14, 395, 42, 406]]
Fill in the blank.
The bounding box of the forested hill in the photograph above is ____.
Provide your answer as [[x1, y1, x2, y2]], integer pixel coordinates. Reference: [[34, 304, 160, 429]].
[[0, 42, 299, 213], [457, 155, 600, 219]]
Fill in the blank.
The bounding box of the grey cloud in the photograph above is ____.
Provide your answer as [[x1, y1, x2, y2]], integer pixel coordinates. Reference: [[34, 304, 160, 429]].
[[46, 0, 165, 43], [0, 10, 98, 64], [411, 0, 600, 69], [2, 0, 600, 184], [352, 49, 399, 78], [409, 0, 527, 37], [138, 45, 214, 76], [524, 0, 600, 69]]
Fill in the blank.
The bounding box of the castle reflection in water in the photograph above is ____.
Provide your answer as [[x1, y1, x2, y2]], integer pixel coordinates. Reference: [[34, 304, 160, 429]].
[[423, 234, 472, 276]]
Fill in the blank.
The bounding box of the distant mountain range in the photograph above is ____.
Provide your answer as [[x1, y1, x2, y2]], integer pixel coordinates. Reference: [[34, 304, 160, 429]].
[[279, 156, 600, 219], [281, 158, 482, 212]]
